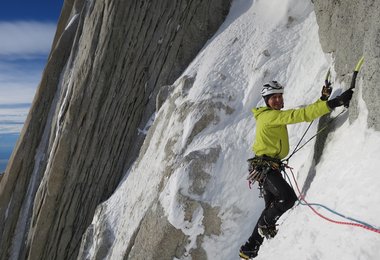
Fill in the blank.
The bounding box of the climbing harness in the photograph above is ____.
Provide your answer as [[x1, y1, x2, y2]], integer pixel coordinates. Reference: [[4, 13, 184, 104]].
[[246, 156, 284, 197]]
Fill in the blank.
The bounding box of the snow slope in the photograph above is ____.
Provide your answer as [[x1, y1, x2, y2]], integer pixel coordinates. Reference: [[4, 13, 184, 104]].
[[85, 0, 380, 259]]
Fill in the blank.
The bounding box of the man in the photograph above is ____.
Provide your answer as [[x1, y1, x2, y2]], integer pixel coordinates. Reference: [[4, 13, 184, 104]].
[[239, 80, 353, 259]]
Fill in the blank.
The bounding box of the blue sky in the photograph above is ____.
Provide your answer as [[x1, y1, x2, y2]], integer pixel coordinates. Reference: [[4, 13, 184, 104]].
[[0, 0, 63, 172], [0, 2, 62, 21]]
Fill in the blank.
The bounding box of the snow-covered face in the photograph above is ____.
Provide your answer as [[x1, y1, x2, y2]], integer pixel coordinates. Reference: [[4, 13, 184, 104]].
[[267, 93, 284, 110]]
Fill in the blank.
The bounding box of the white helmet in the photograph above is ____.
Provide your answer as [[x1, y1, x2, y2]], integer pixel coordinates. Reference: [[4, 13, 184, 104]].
[[261, 81, 284, 97]]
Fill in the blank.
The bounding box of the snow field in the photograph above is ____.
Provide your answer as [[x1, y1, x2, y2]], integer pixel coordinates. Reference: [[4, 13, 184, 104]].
[[85, 0, 380, 259]]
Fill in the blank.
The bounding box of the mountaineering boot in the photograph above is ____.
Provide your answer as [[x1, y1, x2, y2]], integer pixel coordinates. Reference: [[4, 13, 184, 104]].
[[258, 224, 278, 239], [239, 241, 260, 259]]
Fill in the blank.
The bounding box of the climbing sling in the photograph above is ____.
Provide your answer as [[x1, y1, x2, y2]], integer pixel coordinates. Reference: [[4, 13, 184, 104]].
[[246, 156, 284, 190]]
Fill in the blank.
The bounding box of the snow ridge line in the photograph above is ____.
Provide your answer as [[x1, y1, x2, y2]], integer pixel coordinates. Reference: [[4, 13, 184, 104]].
[[285, 165, 380, 235]]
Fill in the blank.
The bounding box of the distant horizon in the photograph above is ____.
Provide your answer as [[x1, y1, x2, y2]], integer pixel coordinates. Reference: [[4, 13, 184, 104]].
[[0, 133, 19, 173], [0, 0, 63, 172], [0, 103, 31, 108]]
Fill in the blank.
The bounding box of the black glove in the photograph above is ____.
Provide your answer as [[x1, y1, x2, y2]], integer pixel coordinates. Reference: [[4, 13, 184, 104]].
[[320, 84, 332, 101], [327, 89, 354, 109]]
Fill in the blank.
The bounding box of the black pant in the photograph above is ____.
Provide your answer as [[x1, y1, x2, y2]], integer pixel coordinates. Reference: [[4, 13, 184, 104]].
[[247, 168, 298, 247]]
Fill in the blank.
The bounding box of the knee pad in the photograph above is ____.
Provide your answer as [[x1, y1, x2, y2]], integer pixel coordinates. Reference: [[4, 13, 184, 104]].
[[276, 197, 296, 212]]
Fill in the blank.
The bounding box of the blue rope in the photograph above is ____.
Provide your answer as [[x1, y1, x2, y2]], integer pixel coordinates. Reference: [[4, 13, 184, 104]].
[[297, 200, 376, 229], [282, 168, 378, 230]]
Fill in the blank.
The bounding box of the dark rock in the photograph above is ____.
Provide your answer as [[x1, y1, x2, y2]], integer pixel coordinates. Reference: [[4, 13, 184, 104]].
[[0, 0, 231, 259], [313, 0, 380, 130]]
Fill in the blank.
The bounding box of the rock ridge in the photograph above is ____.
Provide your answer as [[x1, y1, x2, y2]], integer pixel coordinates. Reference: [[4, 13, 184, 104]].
[[0, 0, 231, 259]]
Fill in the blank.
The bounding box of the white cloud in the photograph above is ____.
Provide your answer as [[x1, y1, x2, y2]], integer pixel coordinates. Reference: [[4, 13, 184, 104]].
[[0, 59, 43, 104], [0, 105, 29, 134], [0, 20, 56, 134], [0, 21, 56, 57], [0, 69, 37, 132], [0, 82, 37, 104]]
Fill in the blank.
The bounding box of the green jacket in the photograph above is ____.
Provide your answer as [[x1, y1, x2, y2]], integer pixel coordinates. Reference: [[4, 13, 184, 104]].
[[252, 99, 331, 159]]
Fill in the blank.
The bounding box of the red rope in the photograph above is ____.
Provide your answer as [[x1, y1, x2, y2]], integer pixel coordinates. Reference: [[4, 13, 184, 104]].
[[286, 166, 380, 235]]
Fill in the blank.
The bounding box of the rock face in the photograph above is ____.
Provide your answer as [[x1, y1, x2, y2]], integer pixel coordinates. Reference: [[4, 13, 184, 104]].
[[2, 0, 380, 259], [299, 0, 380, 197], [76, 75, 228, 259], [0, 0, 231, 259], [313, 0, 380, 130]]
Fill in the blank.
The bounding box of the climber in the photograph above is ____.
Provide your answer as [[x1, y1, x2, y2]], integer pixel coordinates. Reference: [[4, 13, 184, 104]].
[[239, 80, 353, 259]]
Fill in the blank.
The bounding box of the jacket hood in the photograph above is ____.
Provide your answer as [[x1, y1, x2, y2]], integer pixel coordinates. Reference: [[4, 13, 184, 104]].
[[252, 106, 272, 119]]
